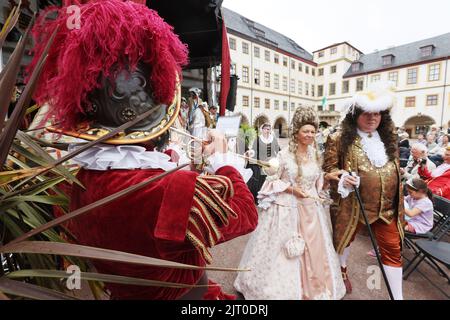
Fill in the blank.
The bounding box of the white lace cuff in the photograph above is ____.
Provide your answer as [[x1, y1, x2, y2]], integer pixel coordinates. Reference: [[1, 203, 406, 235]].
[[166, 143, 191, 169], [337, 172, 360, 198], [205, 152, 253, 183]]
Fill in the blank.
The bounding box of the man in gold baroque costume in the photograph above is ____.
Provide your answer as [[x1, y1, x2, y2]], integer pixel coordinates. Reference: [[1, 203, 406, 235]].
[[323, 82, 404, 300]]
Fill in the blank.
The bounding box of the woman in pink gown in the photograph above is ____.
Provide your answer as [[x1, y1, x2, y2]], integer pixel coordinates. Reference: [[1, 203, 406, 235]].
[[234, 107, 346, 300]]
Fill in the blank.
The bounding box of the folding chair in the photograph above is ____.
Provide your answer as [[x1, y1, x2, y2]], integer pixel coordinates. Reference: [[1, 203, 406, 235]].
[[403, 195, 450, 280], [413, 239, 450, 283]]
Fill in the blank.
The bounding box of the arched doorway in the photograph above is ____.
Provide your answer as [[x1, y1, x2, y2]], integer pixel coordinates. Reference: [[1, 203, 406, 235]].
[[274, 117, 288, 138], [254, 114, 269, 131], [404, 115, 436, 138], [319, 121, 330, 129]]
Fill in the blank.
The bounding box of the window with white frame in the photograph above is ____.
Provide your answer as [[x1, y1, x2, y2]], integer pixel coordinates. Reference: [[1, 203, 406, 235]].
[[318, 85, 323, 96], [342, 80, 349, 94], [254, 97, 260, 108], [371, 74, 381, 82], [290, 79, 295, 93], [330, 47, 337, 55], [282, 76, 288, 91], [264, 72, 270, 87], [254, 46, 260, 58], [311, 85, 315, 97], [305, 82, 309, 96], [382, 55, 394, 66], [274, 74, 280, 89], [283, 57, 288, 67], [428, 64, 440, 81], [274, 54, 279, 64], [242, 95, 249, 107], [407, 68, 418, 84], [274, 100, 279, 110], [421, 45, 434, 58], [242, 66, 249, 83], [229, 37, 236, 50], [356, 78, 364, 91], [318, 68, 324, 76], [298, 63, 303, 72], [305, 66, 309, 74], [318, 51, 324, 57], [265, 98, 270, 109], [290, 102, 295, 111], [298, 81, 303, 95], [264, 50, 270, 61], [330, 65, 337, 74], [352, 63, 361, 72], [388, 71, 398, 86], [254, 69, 260, 85], [405, 97, 415, 107], [426, 94, 438, 106], [283, 101, 288, 110], [329, 83, 336, 95], [242, 42, 249, 54]]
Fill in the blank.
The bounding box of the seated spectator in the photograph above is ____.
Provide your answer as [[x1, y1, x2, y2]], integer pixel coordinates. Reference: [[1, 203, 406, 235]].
[[426, 125, 439, 140], [425, 133, 437, 152], [428, 134, 449, 166], [404, 178, 434, 234], [401, 143, 436, 182], [416, 133, 426, 146], [398, 132, 410, 148], [418, 146, 450, 200], [398, 132, 410, 167]]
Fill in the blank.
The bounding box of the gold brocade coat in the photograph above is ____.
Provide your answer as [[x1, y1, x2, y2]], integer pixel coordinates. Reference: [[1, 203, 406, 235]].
[[323, 132, 405, 254]]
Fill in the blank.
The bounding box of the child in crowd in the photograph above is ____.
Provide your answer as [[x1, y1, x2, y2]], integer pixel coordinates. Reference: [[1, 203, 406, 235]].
[[404, 178, 434, 234], [368, 178, 434, 257]]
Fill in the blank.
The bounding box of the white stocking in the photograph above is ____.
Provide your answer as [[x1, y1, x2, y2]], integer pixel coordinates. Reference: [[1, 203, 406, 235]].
[[383, 264, 403, 300], [339, 247, 351, 268]]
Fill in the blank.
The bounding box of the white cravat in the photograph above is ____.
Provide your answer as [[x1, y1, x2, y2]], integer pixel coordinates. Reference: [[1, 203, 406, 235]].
[[357, 129, 388, 168]]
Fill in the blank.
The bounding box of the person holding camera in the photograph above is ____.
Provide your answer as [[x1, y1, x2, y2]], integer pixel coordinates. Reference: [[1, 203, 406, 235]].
[[418, 146, 450, 200], [400, 143, 436, 182]]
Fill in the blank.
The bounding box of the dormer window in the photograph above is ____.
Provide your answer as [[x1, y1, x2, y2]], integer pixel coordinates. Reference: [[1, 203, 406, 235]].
[[352, 62, 362, 72], [421, 45, 434, 58], [382, 54, 394, 66]]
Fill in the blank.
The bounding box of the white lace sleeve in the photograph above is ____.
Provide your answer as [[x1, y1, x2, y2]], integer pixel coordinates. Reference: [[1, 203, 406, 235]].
[[337, 172, 360, 198], [257, 153, 290, 209]]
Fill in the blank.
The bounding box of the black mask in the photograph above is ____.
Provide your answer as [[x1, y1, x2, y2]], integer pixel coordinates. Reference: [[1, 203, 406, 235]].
[[87, 63, 166, 133]]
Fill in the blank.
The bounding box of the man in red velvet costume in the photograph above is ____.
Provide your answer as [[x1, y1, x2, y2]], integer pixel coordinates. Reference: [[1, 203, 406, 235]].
[[27, 0, 257, 299]]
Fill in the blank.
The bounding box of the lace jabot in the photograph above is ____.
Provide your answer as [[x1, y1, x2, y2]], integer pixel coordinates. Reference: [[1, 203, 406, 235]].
[[356, 129, 388, 168], [69, 144, 178, 171]]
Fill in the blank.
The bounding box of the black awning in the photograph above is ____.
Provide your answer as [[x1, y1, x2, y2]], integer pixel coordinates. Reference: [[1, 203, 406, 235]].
[[146, 0, 224, 69]]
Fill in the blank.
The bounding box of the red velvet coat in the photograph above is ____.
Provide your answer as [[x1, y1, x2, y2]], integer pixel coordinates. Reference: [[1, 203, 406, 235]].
[[67, 165, 257, 299], [418, 166, 450, 200]]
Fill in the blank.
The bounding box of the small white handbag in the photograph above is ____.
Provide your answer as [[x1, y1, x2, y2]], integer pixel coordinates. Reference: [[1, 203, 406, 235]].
[[284, 235, 305, 259]]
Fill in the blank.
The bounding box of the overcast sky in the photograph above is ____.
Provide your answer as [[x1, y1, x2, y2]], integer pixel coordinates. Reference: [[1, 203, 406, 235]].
[[223, 0, 450, 54]]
